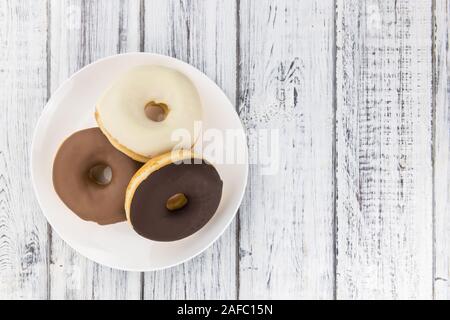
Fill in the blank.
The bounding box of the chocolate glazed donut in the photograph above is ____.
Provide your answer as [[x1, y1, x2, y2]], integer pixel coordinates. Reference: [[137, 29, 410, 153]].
[[53, 128, 141, 225], [125, 150, 223, 241]]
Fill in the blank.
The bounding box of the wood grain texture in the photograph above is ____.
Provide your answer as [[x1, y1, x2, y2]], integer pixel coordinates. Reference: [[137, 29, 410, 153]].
[[1, 0, 448, 300], [142, 0, 238, 299], [433, 0, 449, 300], [336, 0, 433, 299], [238, 0, 335, 299], [48, 0, 141, 299], [0, 0, 49, 299]]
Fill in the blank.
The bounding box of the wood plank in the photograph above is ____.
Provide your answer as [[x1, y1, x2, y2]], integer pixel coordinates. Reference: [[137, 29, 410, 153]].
[[238, 0, 335, 299], [142, 0, 238, 299], [48, 0, 142, 299], [0, 0, 49, 299], [433, 0, 449, 300], [335, 0, 433, 299]]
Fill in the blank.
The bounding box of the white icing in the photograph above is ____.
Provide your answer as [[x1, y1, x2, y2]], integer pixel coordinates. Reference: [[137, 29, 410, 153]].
[[96, 65, 202, 157]]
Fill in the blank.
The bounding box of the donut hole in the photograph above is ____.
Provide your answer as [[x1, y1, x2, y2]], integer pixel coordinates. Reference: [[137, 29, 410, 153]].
[[88, 164, 112, 185], [166, 193, 188, 211], [145, 101, 169, 122]]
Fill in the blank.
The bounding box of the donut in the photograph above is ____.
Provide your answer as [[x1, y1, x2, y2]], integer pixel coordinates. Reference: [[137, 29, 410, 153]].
[[53, 128, 141, 225], [125, 150, 223, 241], [95, 65, 202, 162]]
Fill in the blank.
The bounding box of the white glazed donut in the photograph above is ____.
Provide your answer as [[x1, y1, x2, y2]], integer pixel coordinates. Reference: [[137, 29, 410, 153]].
[[95, 65, 202, 162]]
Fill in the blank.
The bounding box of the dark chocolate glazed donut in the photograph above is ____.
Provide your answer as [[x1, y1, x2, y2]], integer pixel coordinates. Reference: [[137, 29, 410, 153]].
[[126, 151, 223, 241], [53, 127, 141, 225]]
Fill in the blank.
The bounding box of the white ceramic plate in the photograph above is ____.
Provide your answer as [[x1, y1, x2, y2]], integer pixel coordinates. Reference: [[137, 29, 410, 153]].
[[31, 53, 248, 271]]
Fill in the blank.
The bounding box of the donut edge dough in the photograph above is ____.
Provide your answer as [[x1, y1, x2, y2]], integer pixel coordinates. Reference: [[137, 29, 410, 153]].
[[96, 111, 200, 163], [125, 149, 200, 222], [95, 111, 150, 163]]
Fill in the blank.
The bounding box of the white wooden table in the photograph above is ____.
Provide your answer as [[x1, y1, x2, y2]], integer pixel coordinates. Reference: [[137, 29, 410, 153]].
[[0, 0, 449, 300]]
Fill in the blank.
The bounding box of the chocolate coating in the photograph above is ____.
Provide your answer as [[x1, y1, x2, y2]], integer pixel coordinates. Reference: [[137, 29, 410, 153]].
[[53, 128, 141, 225], [130, 159, 223, 241]]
